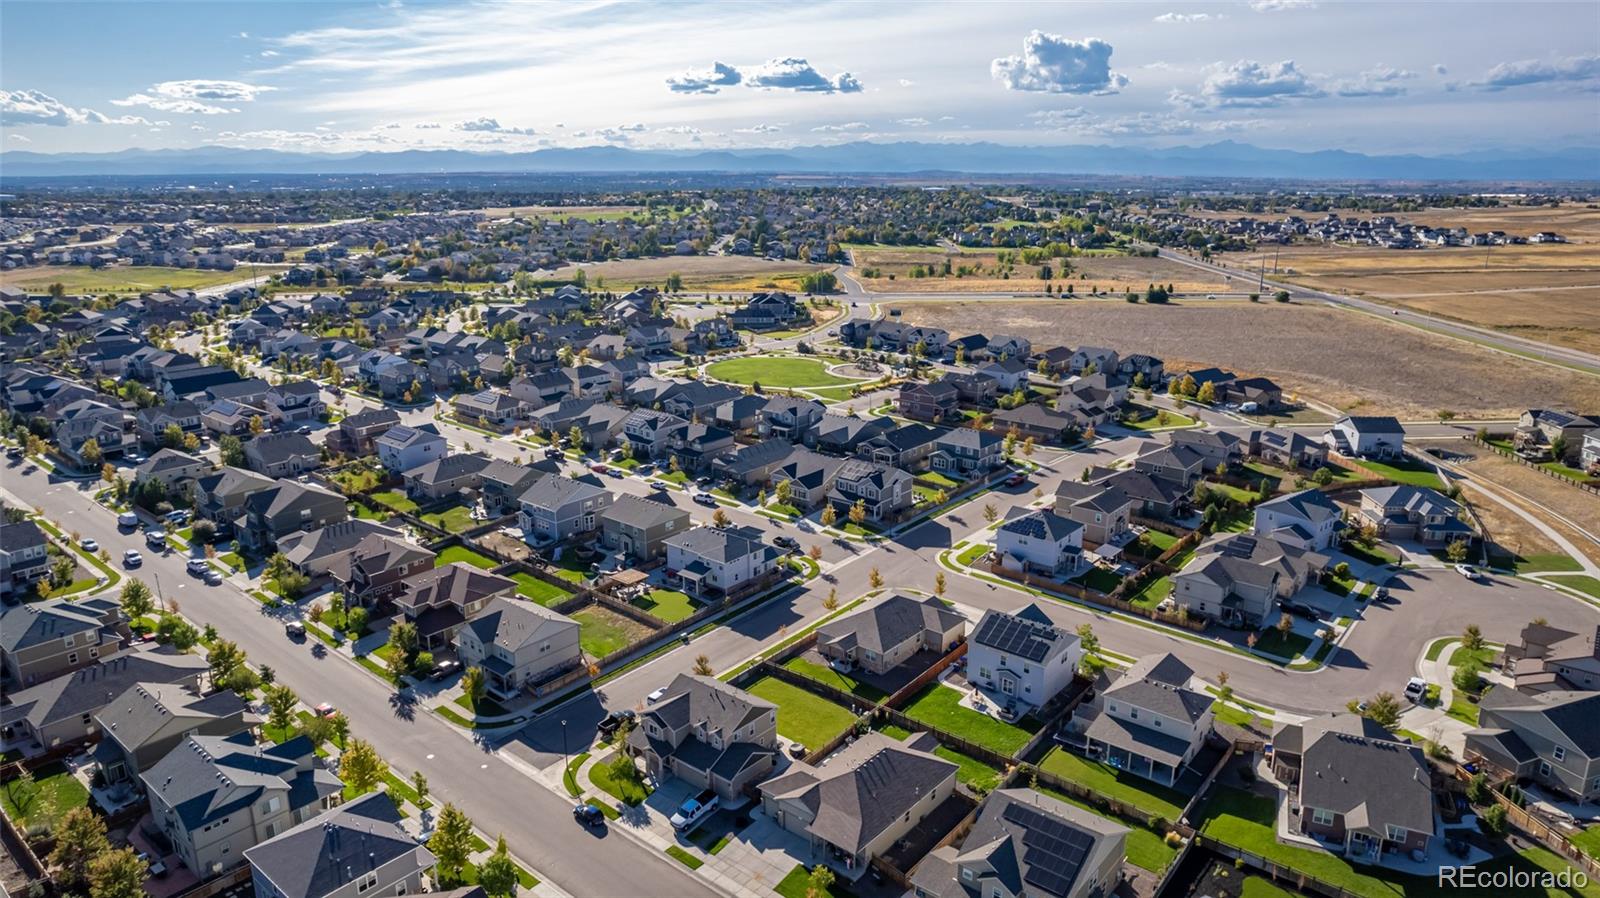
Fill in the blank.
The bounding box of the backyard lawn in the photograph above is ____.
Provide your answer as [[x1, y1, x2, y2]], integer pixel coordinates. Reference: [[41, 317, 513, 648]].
[[631, 588, 701, 624], [0, 761, 89, 830], [573, 607, 650, 659], [420, 505, 476, 533], [934, 745, 1004, 793], [1073, 565, 1125, 595], [1037, 746, 1188, 820], [370, 490, 420, 514], [784, 657, 889, 703], [1036, 786, 1176, 873], [745, 675, 860, 751], [901, 683, 1038, 756], [435, 545, 497, 570], [705, 356, 860, 389], [546, 553, 593, 584], [1572, 826, 1600, 859], [1353, 458, 1445, 490], [511, 572, 573, 607], [1126, 575, 1174, 610]]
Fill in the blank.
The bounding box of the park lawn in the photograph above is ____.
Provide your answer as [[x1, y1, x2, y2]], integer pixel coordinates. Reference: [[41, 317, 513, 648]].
[[774, 864, 857, 898], [512, 572, 573, 607], [370, 490, 420, 514], [783, 657, 889, 703], [0, 264, 266, 294], [1036, 786, 1176, 873], [1354, 459, 1445, 490], [1253, 628, 1312, 661], [0, 761, 89, 830], [705, 356, 859, 389], [1547, 574, 1600, 600], [745, 676, 859, 751], [1037, 747, 1188, 820], [901, 683, 1038, 756], [420, 505, 476, 533], [806, 384, 866, 403], [588, 757, 653, 806], [434, 545, 497, 569], [632, 588, 700, 624], [572, 608, 647, 659], [1126, 575, 1173, 611]]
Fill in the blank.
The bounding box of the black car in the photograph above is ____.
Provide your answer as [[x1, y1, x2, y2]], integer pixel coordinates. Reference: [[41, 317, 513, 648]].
[[1286, 602, 1320, 620], [773, 536, 801, 553], [573, 803, 604, 827], [597, 709, 636, 739], [544, 448, 564, 460]]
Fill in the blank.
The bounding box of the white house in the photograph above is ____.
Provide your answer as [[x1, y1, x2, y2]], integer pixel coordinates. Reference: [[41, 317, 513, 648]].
[[967, 604, 1082, 716], [665, 525, 781, 598], [374, 423, 447, 473], [1325, 416, 1405, 459], [1069, 653, 1214, 787], [994, 509, 1085, 578], [1252, 489, 1341, 552]]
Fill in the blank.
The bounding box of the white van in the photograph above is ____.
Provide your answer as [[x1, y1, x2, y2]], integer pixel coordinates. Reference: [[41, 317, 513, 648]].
[[117, 512, 139, 529]]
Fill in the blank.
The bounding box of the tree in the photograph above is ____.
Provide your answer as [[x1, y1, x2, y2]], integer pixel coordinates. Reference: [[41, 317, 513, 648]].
[[1363, 691, 1402, 730], [568, 425, 584, 450], [1022, 436, 1035, 458], [1273, 290, 1290, 303], [805, 864, 836, 898], [693, 654, 714, 676], [1195, 381, 1217, 405], [162, 423, 185, 449], [462, 665, 487, 708], [823, 588, 839, 611], [430, 804, 476, 886], [712, 507, 730, 528], [208, 639, 246, 685], [88, 847, 147, 898], [411, 771, 429, 804], [100, 462, 116, 485], [849, 499, 867, 526], [266, 684, 299, 734], [1466, 772, 1491, 805], [982, 503, 997, 523], [478, 835, 519, 898], [774, 478, 792, 505], [51, 806, 111, 889], [387, 620, 420, 675], [1075, 623, 1099, 656], [158, 614, 198, 651], [329, 711, 350, 748], [821, 504, 838, 526], [120, 578, 155, 619], [249, 415, 266, 436], [340, 738, 388, 796], [1462, 624, 1485, 652], [869, 567, 884, 589], [808, 544, 822, 562], [1479, 803, 1508, 838], [1216, 670, 1234, 706], [935, 570, 947, 596], [1551, 435, 1570, 462], [219, 434, 244, 467], [1445, 538, 1470, 564], [1453, 658, 1484, 695]]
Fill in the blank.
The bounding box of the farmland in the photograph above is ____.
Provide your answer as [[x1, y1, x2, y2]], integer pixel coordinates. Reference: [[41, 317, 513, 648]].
[[851, 245, 1236, 295], [898, 299, 1600, 419], [0, 264, 268, 294], [551, 255, 829, 293]]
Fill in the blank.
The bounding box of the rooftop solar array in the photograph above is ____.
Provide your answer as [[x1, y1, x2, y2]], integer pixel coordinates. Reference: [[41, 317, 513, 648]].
[[1003, 803, 1093, 897], [974, 612, 1058, 662]]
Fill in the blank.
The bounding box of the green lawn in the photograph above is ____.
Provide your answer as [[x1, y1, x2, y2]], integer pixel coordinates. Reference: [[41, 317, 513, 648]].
[[901, 683, 1038, 756], [1037, 747, 1188, 820], [0, 761, 89, 831], [1572, 826, 1600, 859], [774, 864, 857, 898], [351, 503, 389, 521], [918, 470, 961, 489], [546, 553, 593, 584], [1448, 644, 1497, 669], [1512, 552, 1585, 573], [1252, 628, 1312, 661], [1125, 406, 1198, 431], [420, 505, 476, 533], [588, 757, 653, 806], [434, 545, 497, 569], [1073, 566, 1125, 595], [808, 384, 866, 403], [745, 675, 860, 750], [572, 607, 648, 659], [1547, 574, 1600, 600], [1446, 692, 1482, 725], [783, 657, 889, 703], [1342, 542, 1400, 567], [0, 264, 271, 294], [935, 745, 1004, 793], [1126, 575, 1173, 610], [631, 588, 701, 623], [512, 572, 573, 607], [1354, 458, 1445, 490], [1036, 786, 1176, 873], [955, 543, 991, 566], [370, 490, 420, 514], [665, 845, 704, 870], [705, 356, 860, 388]]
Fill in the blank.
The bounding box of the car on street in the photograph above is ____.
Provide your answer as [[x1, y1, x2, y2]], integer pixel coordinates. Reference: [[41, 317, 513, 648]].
[[573, 803, 604, 827], [186, 558, 209, 575], [117, 512, 139, 529], [122, 550, 143, 568], [695, 475, 714, 485], [773, 536, 801, 553], [692, 493, 718, 507], [1374, 586, 1390, 602], [145, 529, 167, 549], [646, 686, 669, 704], [650, 480, 670, 491], [429, 660, 461, 681], [1005, 472, 1027, 487], [5, 445, 23, 459], [80, 537, 98, 553], [590, 464, 609, 475], [1455, 564, 1484, 581], [544, 448, 564, 460], [1403, 677, 1428, 703], [597, 709, 636, 739], [285, 621, 307, 640], [315, 702, 337, 718], [296, 425, 313, 435], [204, 569, 223, 586]]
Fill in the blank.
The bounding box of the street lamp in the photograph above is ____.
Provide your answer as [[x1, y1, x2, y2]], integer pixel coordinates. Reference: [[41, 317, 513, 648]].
[[561, 719, 568, 782]]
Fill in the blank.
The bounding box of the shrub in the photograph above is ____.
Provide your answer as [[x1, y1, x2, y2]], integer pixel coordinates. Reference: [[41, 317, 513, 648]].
[[1478, 803, 1508, 837]]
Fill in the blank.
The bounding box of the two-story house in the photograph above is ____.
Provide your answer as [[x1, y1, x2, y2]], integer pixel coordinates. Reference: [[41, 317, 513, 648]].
[[245, 792, 436, 898], [967, 604, 1082, 715], [234, 481, 348, 555], [391, 563, 517, 649], [244, 432, 322, 479], [1467, 688, 1600, 804], [263, 381, 325, 425], [898, 381, 961, 423], [1053, 482, 1135, 548], [929, 428, 1005, 476], [1172, 533, 1327, 628], [1357, 485, 1473, 548], [1068, 653, 1214, 787], [337, 533, 436, 607], [1, 596, 125, 687], [330, 407, 400, 456], [93, 682, 252, 786], [195, 466, 277, 529], [665, 525, 781, 599], [0, 520, 50, 599], [627, 674, 778, 800], [994, 508, 1086, 579], [600, 495, 691, 562], [828, 459, 913, 524], [455, 596, 582, 696], [1252, 489, 1342, 552], [1325, 416, 1406, 459], [374, 423, 447, 473], [620, 409, 689, 459], [767, 448, 848, 509], [403, 453, 492, 502], [518, 476, 613, 545], [815, 593, 966, 676]]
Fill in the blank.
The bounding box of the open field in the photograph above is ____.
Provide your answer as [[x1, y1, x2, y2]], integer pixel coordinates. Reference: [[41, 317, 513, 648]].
[[853, 246, 1236, 295], [1451, 443, 1600, 568], [899, 299, 1600, 418], [1210, 205, 1600, 353], [0, 264, 270, 294], [475, 204, 650, 220], [705, 356, 861, 388], [553, 255, 829, 292]]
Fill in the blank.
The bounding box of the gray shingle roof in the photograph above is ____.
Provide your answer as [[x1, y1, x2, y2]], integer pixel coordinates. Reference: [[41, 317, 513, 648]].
[[0, 597, 117, 653], [98, 682, 248, 753], [142, 732, 339, 831], [245, 792, 434, 898], [461, 596, 578, 653], [1102, 653, 1212, 724], [816, 593, 965, 657], [1298, 727, 1435, 837]]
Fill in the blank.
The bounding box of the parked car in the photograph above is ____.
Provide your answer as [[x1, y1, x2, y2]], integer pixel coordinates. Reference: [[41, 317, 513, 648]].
[[122, 549, 143, 568], [145, 529, 167, 549], [185, 558, 209, 575], [117, 512, 139, 529], [1455, 564, 1484, 581], [5, 445, 23, 459], [429, 660, 461, 681], [670, 789, 719, 832], [296, 425, 313, 435], [284, 621, 307, 640], [573, 803, 605, 827], [773, 536, 801, 553], [646, 686, 669, 704], [597, 709, 636, 739], [1374, 586, 1390, 602], [590, 464, 609, 475], [80, 537, 98, 553], [1403, 677, 1428, 703], [164, 509, 189, 525], [545, 448, 564, 460], [203, 569, 223, 586], [692, 493, 718, 507]]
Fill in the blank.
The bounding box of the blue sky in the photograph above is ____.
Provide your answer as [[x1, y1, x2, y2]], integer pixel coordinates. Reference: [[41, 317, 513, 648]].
[[2, 0, 1597, 156]]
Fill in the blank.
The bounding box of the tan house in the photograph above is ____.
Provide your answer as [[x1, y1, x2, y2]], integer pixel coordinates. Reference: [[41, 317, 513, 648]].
[[1, 596, 126, 687], [815, 593, 965, 675], [454, 596, 582, 698], [627, 674, 777, 801]]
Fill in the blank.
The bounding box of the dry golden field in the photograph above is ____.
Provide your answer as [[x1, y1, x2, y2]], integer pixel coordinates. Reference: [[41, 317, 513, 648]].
[[555, 255, 828, 292], [1451, 443, 1600, 568], [900, 298, 1600, 419], [1201, 205, 1600, 352], [851, 246, 1235, 295]]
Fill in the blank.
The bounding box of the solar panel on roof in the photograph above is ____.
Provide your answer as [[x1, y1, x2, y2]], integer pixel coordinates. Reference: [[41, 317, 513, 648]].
[[976, 613, 1057, 663], [1003, 804, 1093, 897]]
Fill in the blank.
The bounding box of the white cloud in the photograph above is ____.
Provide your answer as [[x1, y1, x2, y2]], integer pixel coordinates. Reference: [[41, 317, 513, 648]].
[[1179, 59, 1325, 107], [1335, 65, 1416, 97], [895, 117, 930, 127], [1154, 12, 1213, 23], [898, 79, 915, 87], [1031, 107, 1247, 137], [811, 121, 869, 132], [1249, 0, 1316, 11], [745, 58, 863, 93], [1472, 55, 1600, 91], [656, 125, 701, 135], [454, 117, 537, 135], [736, 123, 782, 133], [0, 89, 97, 126], [111, 80, 274, 115], [9, 134, 31, 143], [1027, 108, 1091, 128], [615, 122, 646, 132], [666, 61, 742, 94], [991, 31, 1127, 95], [260, 50, 280, 58]]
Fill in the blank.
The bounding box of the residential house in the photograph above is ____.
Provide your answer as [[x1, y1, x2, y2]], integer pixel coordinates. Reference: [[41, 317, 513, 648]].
[[1069, 346, 1119, 375], [760, 397, 827, 442], [995, 508, 1086, 579], [1053, 482, 1135, 549], [1466, 688, 1600, 803], [628, 674, 778, 800], [275, 520, 400, 580], [1069, 653, 1214, 787], [244, 432, 322, 479], [987, 335, 1033, 361], [967, 604, 1082, 714], [479, 459, 554, 516], [92, 682, 252, 786], [1172, 533, 1327, 627], [202, 399, 269, 438], [1325, 416, 1406, 459], [810, 413, 894, 454], [403, 453, 492, 501], [1, 596, 125, 687], [392, 563, 517, 649], [1501, 623, 1600, 694], [858, 423, 944, 471], [1253, 489, 1342, 552], [993, 404, 1078, 445], [195, 466, 276, 527], [0, 520, 50, 600], [1272, 714, 1434, 860], [0, 647, 206, 755], [1076, 467, 1190, 521], [1515, 409, 1600, 463], [143, 732, 343, 877], [1168, 430, 1245, 470], [135, 401, 203, 448], [768, 448, 848, 509], [245, 792, 436, 898], [898, 381, 961, 423], [330, 407, 400, 456], [942, 372, 999, 406], [667, 423, 737, 473], [911, 788, 1128, 898], [600, 495, 691, 561], [761, 731, 958, 873], [455, 596, 581, 696], [828, 460, 913, 524], [711, 439, 797, 488], [1583, 431, 1600, 474], [338, 533, 435, 607], [234, 481, 348, 555], [665, 525, 781, 598], [134, 448, 212, 492], [977, 358, 1031, 393], [714, 395, 768, 435], [816, 593, 966, 675], [929, 428, 1005, 477], [263, 381, 324, 425], [518, 476, 613, 544], [453, 389, 525, 429], [1357, 485, 1472, 548], [1249, 429, 1328, 470], [621, 409, 689, 459], [375, 423, 447, 473], [1132, 442, 1207, 487]]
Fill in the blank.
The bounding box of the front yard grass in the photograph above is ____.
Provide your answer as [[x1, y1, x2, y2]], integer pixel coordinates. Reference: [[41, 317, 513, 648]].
[[434, 545, 497, 570], [631, 588, 700, 623], [1547, 574, 1600, 600], [572, 606, 650, 659], [745, 675, 859, 751], [783, 657, 889, 703], [1037, 746, 1188, 820], [1342, 542, 1401, 567], [369, 489, 420, 514], [901, 683, 1038, 756], [512, 572, 573, 607], [774, 864, 857, 898], [1252, 627, 1312, 661], [0, 761, 89, 831], [419, 505, 476, 534], [588, 757, 653, 806], [955, 543, 991, 567]]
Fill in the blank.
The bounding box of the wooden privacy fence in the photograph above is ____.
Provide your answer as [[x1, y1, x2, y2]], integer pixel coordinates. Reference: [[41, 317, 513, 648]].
[[1455, 764, 1600, 881]]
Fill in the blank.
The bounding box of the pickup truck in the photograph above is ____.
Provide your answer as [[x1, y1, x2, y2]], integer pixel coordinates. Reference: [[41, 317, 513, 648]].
[[670, 789, 719, 832]]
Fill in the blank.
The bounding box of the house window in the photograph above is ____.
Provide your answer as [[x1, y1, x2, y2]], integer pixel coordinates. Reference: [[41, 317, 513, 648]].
[[67, 652, 78, 665], [1539, 761, 1552, 777], [357, 871, 379, 893], [1553, 746, 1566, 762], [1129, 708, 1138, 719], [1385, 825, 1406, 843], [1311, 808, 1335, 826]]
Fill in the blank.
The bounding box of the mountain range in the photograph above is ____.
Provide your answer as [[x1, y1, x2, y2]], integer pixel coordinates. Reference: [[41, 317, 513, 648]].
[[2, 140, 1596, 181]]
